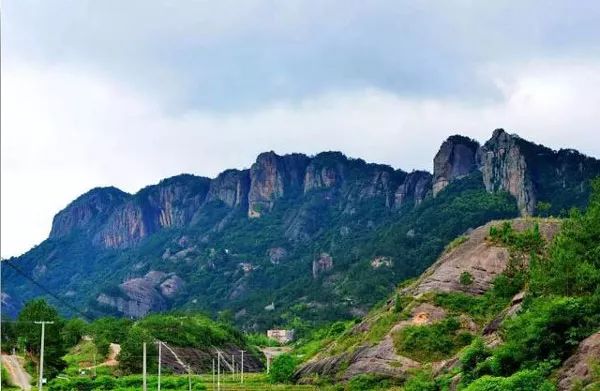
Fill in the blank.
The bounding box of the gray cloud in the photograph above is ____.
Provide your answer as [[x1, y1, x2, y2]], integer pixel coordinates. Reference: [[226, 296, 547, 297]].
[[4, 1, 600, 110]]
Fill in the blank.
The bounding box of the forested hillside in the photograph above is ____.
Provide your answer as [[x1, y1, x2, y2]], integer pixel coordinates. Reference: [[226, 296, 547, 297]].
[[2, 130, 599, 332], [292, 179, 600, 390]]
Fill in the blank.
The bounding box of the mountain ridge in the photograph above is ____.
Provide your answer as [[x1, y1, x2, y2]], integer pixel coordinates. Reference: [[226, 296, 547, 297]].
[[47, 129, 600, 249], [3, 129, 599, 330]]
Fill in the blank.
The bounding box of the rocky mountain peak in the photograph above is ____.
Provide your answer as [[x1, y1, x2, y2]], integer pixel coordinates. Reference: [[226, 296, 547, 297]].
[[96, 174, 211, 248], [432, 135, 480, 196], [44, 129, 600, 252], [248, 152, 310, 217], [477, 129, 536, 215], [206, 169, 250, 208], [49, 186, 130, 239], [304, 152, 348, 193]]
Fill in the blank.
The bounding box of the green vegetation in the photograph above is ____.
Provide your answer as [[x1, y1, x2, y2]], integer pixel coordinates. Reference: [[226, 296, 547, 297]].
[[346, 374, 396, 390], [294, 320, 354, 360], [246, 332, 280, 347], [62, 338, 101, 377], [393, 317, 473, 362], [16, 299, 67, 378], [2, 171, 520, 333], [445, 235, 469, 253], [454, 178, 600, 389], [459, 271, 474, 286], [1, 362, 19, 390], [291, 178, 600, 389], [2, 301, 261, 386], [434, 271, 526, 324], [269, 354, 298, 384], [463, 369, 555, 391], [402, 370, 451, 391]]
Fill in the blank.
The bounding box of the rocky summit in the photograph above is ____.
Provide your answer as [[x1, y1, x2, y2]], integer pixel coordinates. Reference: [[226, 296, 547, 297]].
[[2, 129, 599, 330]]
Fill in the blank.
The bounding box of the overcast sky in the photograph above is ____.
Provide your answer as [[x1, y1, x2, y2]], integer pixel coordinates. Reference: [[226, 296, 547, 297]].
[[2, 1, 600, 257]]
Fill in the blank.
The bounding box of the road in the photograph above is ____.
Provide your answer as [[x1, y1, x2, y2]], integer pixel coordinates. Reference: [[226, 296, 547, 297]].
[[1, 354, 32, 390]]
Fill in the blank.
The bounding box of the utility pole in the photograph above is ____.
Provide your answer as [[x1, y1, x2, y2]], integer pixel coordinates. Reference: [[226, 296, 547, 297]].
[[143, 342, 147, 391], [231, 354, 235, 378], [34, 321, 54, 391], [240, 350, 245, 384], [187, 365, 192, 391], [217, 352, 221, 391], [266, 352, 270, 374], [212, 358, 215, 388], [157, 341, 161, 391]]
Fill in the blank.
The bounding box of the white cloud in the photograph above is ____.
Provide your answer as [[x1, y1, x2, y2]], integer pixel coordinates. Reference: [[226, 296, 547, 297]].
[[2, 59, 600, 257]]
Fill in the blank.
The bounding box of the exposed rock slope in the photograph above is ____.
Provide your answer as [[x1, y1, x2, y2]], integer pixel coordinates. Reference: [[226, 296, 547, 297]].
[[556, 331, 600, 391], [295, 218, 561, 382], [409, 218, 560, 296]]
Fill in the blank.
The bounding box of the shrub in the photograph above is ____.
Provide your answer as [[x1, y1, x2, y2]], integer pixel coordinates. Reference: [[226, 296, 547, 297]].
[[490, 296, 600, 376], [460, 338, 492, 384], [463, 369, 555, 391], [403, 370, 451, 391], [460, 271, 474, 286], [445, 235, 469, 253], [394, 317, 473, 362], [347, 374, 392, 390], [268, 354, 297, 384]]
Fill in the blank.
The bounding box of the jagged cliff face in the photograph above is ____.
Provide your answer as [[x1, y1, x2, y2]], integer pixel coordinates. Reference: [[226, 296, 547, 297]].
[[432, 135, 479, 196], [49, 187, 130, 239], [394, 171, 432, 208], [477, 129, 536, 215], [6, 129, 599, 321], [48, 129, 600, 251], [248, 152, 310, 217], [206, 169, 250, 208], [431, 129, 600, 216], [93, 175, 211, 248]]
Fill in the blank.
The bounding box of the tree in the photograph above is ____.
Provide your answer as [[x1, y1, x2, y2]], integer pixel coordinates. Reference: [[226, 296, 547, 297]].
[[460, 272, 474, 286], [17, 299, 66, 378], [536, 201, 552, 217], [531, 178, 600, 296], [268, 354, 297, 383], [61, 318, 88, 347], [118, 326, 157, 374], [394, 294, 403, 313]]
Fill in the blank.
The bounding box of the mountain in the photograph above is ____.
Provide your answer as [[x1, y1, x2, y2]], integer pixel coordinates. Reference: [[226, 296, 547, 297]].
[[293, 218, 562, 382], [293, 177, 600, 390], [2, 129, 599, 331]]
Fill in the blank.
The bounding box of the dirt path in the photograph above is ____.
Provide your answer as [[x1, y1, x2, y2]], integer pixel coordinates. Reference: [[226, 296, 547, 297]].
[[1, 354, 32, 390], [84, 343, 121, 370]]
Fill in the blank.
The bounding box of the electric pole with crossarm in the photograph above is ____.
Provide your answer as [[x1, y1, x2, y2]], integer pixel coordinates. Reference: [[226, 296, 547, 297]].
[[34, 321, 54, 391]]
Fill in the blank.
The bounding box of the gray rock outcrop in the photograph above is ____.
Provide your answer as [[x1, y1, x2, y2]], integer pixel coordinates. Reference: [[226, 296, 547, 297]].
[[556, 331, 600, 390], [313, 253, 334, 278], [477, 129, 536, 215], [205, 169, 250, 208], [408, 218, 560, 296], [394, 171, 432, 208], [433, 135, 479, 196]]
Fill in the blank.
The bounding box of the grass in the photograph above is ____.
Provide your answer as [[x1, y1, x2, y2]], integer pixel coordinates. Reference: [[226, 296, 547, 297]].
[[47, 373, 318, 390], [62, 338, 116, 378], [392, 317, 473, 363], [444, 235, 469, 253]]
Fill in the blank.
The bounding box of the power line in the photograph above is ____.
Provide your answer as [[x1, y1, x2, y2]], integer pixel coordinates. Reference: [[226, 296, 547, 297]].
[[1, 260, 94, 321]]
